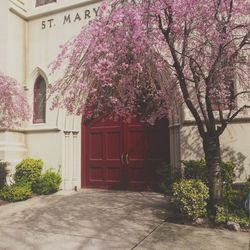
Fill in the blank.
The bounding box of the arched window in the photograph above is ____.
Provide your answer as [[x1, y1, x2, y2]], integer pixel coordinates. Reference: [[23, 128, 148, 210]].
[[33, 76, 46, 124]]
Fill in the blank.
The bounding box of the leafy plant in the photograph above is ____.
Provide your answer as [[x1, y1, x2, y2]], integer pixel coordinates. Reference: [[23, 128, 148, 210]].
[[182, 159, 236, 188], [182, 159, 207, 183], [33, 169, 62, 195], [0, 161, 8, 188], [157, 162, 181, 194], [0, 183, 32, 202], [14, 158, 43, 187], [222, 187, 244, 211], [221, 161, 236, 188], [215, 206, 249, 227], [172, 179, 209, 220]]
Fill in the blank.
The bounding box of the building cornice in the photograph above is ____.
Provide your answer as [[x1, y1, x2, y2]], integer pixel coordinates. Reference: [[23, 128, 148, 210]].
[[0, 127, 61, 133], [9, 0, 100, 21], [183, 117, 250, 126]]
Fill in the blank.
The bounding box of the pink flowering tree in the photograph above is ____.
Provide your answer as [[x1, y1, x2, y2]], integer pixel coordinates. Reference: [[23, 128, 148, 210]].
[[50, 0, 250, 209], [0, 73, 30, 128]]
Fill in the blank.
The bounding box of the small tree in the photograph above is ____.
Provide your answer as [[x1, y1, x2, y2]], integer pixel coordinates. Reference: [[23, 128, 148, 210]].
[[49, 0, 250, 210], [0, 72, 30, 128]]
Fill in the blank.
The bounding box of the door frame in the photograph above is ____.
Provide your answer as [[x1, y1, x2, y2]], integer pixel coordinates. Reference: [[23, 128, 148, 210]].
[[81, 116, 174, 189], [81, 118, 88, 188]]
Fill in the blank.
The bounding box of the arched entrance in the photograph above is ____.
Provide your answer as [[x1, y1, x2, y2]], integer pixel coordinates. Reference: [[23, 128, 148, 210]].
[[81, 115, 170, 191]]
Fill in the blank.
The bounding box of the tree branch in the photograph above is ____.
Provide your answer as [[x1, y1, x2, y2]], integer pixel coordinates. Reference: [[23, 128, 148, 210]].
[[227, 105, 250, 123]]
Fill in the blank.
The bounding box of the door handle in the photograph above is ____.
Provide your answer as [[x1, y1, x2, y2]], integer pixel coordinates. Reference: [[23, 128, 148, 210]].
[[125, 153, 129, 165], [121, 153, 124, 165]]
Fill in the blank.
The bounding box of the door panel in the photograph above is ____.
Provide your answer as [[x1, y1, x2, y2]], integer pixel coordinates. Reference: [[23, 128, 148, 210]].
[[86, 116, 124, 189], [83, 116, 170, 191], [106, 132, 121, 160], [89, 133, 103, 160], [125, 121, 148, 190]]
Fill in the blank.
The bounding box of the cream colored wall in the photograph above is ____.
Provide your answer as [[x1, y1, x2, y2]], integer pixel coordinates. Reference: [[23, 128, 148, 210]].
[[25, 131, 61, 171], [6, 11, 27, 84], [0, 0, 28, 83], [25, 0, 100, 189], [0, 2, 28, 172], [26, 0, 100, 127], [0, 2, 8, 72], [180, 122, 250, 181], [0, 0, 100, 189], [0, 131, 27, 170]]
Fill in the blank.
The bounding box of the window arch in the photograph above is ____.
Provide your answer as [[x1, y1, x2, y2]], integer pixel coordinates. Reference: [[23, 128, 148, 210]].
[[33, 75, 46, 124]]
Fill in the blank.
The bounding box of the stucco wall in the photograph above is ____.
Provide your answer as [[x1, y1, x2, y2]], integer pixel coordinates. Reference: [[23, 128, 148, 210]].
[[181, 122, 250, 181], [0, 0, 100, 189], [24, 1, 100, 189], [6, 11, 27, 84], [0, 2, 8, 72], [0, 2, 28, 171], [0, 131, 27, 169], [25, 130, 61, 171]]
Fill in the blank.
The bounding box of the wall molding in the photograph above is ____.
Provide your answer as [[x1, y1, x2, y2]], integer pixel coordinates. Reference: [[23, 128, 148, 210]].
[[9, 0, 100, 21]]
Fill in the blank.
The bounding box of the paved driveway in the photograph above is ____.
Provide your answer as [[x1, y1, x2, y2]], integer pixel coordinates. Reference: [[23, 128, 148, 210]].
[[0, 189, 249, 250]]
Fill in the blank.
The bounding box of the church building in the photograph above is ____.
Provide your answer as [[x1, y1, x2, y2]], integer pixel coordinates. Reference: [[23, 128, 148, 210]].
[[0, 0, 249, 191]]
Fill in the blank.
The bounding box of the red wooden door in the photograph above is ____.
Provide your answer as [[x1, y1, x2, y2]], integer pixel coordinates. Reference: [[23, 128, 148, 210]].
[[125, 118, 170, 190], [84, 116, 124, 189], [82, 116, 170, 191]]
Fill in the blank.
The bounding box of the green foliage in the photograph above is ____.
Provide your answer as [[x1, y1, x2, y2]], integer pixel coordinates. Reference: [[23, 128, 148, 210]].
[[14, 158, 43, 186], [215, 206, 228, 224], [183, 159, 236, 187], [215, 206, 249, 227], [172, 179, 209, 220], [243, 181, 250, 194], [180, 159, 249, 226], [33, 169, 62, 195], [0, 158, 62, 202], [157, 162, 181, 194], [182, 159, 207, 183], [221, 161, 236, 188], [222, 181, 250, 212], [222, 187, 244, 211], [219, 181, 250, 227], [0, 161, 9, 188], [0, 183, 32, 202]]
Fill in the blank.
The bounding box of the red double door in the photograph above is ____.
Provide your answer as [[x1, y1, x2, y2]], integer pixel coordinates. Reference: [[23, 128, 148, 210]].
[[82, 115, 170, 191]]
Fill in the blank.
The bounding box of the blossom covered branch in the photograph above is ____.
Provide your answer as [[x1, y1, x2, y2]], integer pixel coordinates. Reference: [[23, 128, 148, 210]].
[[49, 0, 250, 131], [0, 73, 30, 128]]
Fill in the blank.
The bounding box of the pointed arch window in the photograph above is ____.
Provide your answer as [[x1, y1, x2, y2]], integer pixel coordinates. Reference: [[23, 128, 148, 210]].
[[33, 75, 46, 124]]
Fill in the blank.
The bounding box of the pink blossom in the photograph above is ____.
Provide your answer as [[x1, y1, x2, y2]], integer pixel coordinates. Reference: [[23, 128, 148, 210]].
[[49, 0, 250, 127], [0, 72, 30, 128]]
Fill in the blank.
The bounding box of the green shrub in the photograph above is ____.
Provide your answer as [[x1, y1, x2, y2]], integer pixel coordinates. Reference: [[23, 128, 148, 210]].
[[243, 181, 250, 194], [183, 159, 236, 187], [222, 181, 250, 213], [0, 161, 8, 188], [222, 187, 245, 211], [0, 183, 32, 202], [14, 158, 43, 186], [33, 169, 62, 195], [215, 206, 249, 227], [172, 179, 209, 220], [183, 159, 207, 183], [221, 161, 236, 188], [157, 162, 181, 194]]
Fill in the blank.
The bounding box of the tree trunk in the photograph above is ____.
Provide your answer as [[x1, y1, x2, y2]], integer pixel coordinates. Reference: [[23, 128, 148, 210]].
[[203, 135, 222, 212]]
